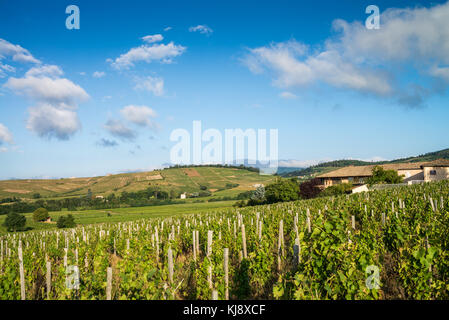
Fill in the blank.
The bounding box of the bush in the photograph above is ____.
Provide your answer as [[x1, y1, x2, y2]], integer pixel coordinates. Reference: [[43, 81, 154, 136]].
[[57, 214, 76, 229], [320, 183, 353, 197], [33, 207, 49, 222], [199, 185, 208, 191], [32, 193, 41, 199], [3, 212, 26, 232]]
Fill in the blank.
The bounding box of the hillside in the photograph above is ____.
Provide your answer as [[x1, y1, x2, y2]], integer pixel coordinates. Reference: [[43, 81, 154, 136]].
[[0, 166, 276, 200], [282, 148, 449, 178]]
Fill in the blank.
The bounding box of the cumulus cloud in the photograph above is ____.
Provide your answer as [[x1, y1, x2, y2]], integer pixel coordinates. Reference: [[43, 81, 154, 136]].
[[104, 119, 136, 141], [97, 138, 118, 147], [25, 65, 63, 78], [4, 75, 88, 106], [26, 104, 80, 140], [142, 34, 164, 43], [243, 2, 449, 107], [189, 25, 213, 35], [92, 71, 106, 78], [0, 38, 40, 64], [120, 105, 158, 129], [243, 40, 391, 97], [109, 41, 186, 70], [134, 76, 164, 96], [0, 123, 14, 145], [3, 62, 88, 140]]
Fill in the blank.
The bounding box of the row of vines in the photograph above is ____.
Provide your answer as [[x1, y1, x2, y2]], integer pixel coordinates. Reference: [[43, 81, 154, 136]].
[[1, 181, 449, 299]]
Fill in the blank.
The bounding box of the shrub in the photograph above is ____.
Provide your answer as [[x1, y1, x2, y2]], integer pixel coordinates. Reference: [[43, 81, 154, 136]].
[[3, 212, 26, 232], [57, 214, 76, 229], [199, 185, 208, 191], [320, 183, 353, 197], [33, 207, 49, 222]]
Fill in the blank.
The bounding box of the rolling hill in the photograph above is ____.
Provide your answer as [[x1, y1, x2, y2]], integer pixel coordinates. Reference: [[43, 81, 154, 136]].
[[281, 148, 449, 178], [0, 166, 276, 200]]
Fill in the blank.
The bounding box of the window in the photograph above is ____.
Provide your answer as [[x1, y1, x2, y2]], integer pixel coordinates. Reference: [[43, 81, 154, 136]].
[[430, 170, 437, 176]]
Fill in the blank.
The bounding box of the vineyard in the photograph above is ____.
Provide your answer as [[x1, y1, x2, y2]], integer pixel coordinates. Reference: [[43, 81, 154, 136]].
[[1, 181, 448, 300]]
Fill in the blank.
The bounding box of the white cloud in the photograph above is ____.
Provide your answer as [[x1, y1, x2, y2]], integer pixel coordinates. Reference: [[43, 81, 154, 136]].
[[243, 40, 391, 96], [104, 119, 136, 141], [134, 76, 164, 96], [279, 91, 297, 99], [189, 25, 213, 35], [0, 147, 7, 153], [164, 27, 172, 32], [0, 123, 14, 144], [25, 64, 63, 78], [0, 63, 15, 77], [93, 71, 106, 78], [0, 38, 40, 64], [120, 105, 158, 128], [109, 42, 186, 70], [4, 64, 88, 140], [142, 34, 164, 43], [26, 103, 80, 140], [4, 75, 89, 106], [243, 2, 449, 107]]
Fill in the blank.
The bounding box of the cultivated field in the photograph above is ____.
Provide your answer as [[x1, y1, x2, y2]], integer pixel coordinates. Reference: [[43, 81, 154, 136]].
[[1, 181, 448, 300], [0, 167, 275, 200]]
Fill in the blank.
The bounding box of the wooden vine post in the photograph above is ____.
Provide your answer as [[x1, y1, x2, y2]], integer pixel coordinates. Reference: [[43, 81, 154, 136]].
[[241, 224, 247, 259], [223, 248, 229, 300], [18, 241, 25, 300], [106, 267, 112, 300], [46, 261, 51, 299], [168, 247, 174, 285]]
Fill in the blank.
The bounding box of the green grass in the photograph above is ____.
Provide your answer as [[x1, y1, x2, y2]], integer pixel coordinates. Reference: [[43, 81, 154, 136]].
[[0, 200, 236, 235]]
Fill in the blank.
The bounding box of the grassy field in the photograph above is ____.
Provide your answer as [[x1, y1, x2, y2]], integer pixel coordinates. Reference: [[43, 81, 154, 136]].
[[0, 166, 275, 200], [0, 200, 236, 235]]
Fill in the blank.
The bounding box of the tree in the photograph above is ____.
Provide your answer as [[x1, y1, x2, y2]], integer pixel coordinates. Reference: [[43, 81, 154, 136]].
[[57, 214, 76, 229], [33, 207, 49, 222], [251, 186, 266, 201], [299, 178, 322, 199], [367, 166, 404, 185], [265, 178, 300, 204], [32, 193, 41, 199], [3, 212, 26, 232]]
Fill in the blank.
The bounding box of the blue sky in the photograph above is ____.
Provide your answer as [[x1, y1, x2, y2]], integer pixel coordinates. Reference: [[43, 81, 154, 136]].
[[1, 0, 449, 179]]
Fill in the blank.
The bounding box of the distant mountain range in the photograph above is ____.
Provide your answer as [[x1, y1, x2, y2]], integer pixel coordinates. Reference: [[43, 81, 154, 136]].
[[280, 148, 449, 178]]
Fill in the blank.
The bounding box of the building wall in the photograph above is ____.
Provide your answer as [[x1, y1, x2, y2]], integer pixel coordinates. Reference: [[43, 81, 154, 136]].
[[397, 169, 424, 182], [423, 167, 449, 182]]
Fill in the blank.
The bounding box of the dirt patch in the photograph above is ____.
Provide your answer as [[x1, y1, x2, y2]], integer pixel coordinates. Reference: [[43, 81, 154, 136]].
[[209, 189, 218, 192], [380, 252, 406, 299], [3, 189, 31, 194], [147, 174, 163, 180], [183, 168, 200, 177]]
